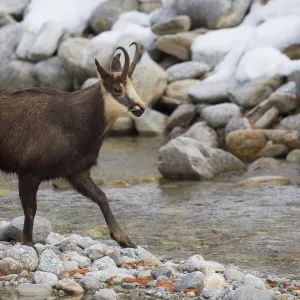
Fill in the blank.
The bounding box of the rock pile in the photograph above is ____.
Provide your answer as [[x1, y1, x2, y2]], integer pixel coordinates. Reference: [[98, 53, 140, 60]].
[[0, 217, 299, 299], [0, 0, 300, 178]]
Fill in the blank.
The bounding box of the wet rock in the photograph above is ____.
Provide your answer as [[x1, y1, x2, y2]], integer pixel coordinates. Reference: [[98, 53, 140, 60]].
[[34, 57, 73, 92], [60, 251, 91, 268], [80, 271, 110, 290], [242, 274, 266, 290], [225, 118, 251, 136], [5, 244, 38, 271], [228, 286, 275, 300], [18, 22, 64, 62], [85, 243, 108, 261], [0, 60, 38, 90], [151, 267, 172, 279], [233, 176, 289, 187], [38, 249, 64, 275], [16, 283, 52, 297], [182, 121, 219, 148], [89, 0, 138, 33], [158, 136, 245, 180], [224, 268, 245, 282], [257, 144, 288, 158], [286, 149, 300, 163], [152, 15, 191, 35], [133, 53, 167, 107], [92, 257, 116, 271], [56, 278, 84, 295], [5, 216, 51, 244], [167, 104, 195, 131], [176, 0, 251, 29], [155, 30, 201, 60], [135, 108, 167, 136], [45, 232, 65, 246], [203, 273, 225, 288], [254, 107, 279, 129], [166, 79, 200, 102], [175, 271, 204, 292], [0, 0, 29, 16], [188, 82, 229, 104], [0, 257, 23, 275], [228, 76, 285, 109], [201, 103, 241, 128], [225, 130, 267, 161], [34, 271, 58, 287], [94, 288, 118, 300], [201, 286, 226, 299], [63, 261, 79, 271], [166, 61, 210, 82]]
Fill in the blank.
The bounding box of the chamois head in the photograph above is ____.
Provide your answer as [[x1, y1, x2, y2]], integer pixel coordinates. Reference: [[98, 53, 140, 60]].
[[95, 42, 146, 119]]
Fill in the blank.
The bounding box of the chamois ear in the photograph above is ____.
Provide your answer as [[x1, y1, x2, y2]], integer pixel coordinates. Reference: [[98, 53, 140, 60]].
[[95, 59, 110, 80], [110, 53, 122, 72]]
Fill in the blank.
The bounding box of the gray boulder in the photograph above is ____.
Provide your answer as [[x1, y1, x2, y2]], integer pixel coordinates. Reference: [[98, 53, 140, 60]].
[[175, 271, 204, 292], [152, 15, 191, 35], [85, 243, 107, 261], [17, 22, 64, 62], [34, 271, 58, 287], [82, 77, 98, 90], [34, 57, 73, 92], [201, 286, 226, 299], [0, 60, 38, 90], [175, 0, 251, 29], [183, 121, 219, 148], [167, 104, 195, 131], [228, 76, 285, 109], [89, 0, 138, 33], [38, 249, 65, 275], [158, 136, 245, 180], [0, 257, 23, 275], [225, 117, 251, 136], [0, 220, 9, 241], [132, 53, 167, 107], [92, 257, 116, 271], [278, 113, 300, 131], [228, 286, 275, 300], [223, 268, 245, 282], [80, 271, 110, 290], [166, 79, 200, 102], [5, 216, 51, 244], [166, 61, 210, 82], [257, 144, 288, 158], [0, 0, 29, 16], [201, 103, 241, 128], [242, 274, 266, 290], [135, 108, 167, 136], [150, 7, 177, 25], [139, 0, 162, 13], [5, 244, 39, 271], [188, 81, 229, 104]]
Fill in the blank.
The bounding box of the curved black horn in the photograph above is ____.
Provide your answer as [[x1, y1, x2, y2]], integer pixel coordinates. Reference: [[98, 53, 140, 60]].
[[128, 42, 142, 78], [116, 46, 130, 81]]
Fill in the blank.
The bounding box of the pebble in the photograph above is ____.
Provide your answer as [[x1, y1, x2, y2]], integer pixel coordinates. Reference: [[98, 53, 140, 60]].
[[16, 283, 52, 296], [56, 278, 84, 295], [92, 256, 116, 270], [201, 286, 226, 298], [60, 251, 91, 268], [242, 273, 266, 290], [175, 271, 204, 292], [151, 267, 173, 278], [203, 273, 225, 288], [80, 271, 110, 290], [224, 268, 245, 282], [85, 243, 107, 260], [38, 249, 64, 275]]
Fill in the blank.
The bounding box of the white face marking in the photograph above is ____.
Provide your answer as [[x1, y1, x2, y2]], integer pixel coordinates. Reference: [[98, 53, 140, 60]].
[[125, 79, 145, 111]]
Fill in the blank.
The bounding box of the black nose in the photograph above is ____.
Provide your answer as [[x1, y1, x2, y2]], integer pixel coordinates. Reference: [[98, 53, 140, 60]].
[[131, 105, 145, 117]]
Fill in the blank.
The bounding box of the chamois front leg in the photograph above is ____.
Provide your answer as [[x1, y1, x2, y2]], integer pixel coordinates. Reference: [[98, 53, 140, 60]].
[[67, 170, 137, 248], [18, 174, 41, 248]]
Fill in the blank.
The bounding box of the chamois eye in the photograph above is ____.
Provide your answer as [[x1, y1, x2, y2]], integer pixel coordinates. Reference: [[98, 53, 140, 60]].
[[112, 86, 122, 94]]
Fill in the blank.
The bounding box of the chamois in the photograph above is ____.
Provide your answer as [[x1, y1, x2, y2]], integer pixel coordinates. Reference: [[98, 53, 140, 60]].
[[0, 42, 146, 249]]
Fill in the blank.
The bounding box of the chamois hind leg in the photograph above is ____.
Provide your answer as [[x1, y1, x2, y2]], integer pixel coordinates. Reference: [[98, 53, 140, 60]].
[[67, 170, 137, 248], [18, 174, 41, 247]]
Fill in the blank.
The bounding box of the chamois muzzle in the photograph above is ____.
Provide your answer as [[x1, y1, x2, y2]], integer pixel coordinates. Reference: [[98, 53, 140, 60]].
[[130, 105, 145, 117]]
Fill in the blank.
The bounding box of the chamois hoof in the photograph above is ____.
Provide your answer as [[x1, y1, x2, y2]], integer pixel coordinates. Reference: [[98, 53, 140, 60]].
[[110, 231, 137, 249], [119, 239, 137, 249]]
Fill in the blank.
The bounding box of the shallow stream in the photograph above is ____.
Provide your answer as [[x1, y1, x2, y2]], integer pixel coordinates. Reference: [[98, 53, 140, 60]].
[[0, 136, 299, 279]]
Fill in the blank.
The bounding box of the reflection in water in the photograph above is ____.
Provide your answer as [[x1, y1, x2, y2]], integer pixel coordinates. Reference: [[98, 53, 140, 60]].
[[0, 137, 299, 279]]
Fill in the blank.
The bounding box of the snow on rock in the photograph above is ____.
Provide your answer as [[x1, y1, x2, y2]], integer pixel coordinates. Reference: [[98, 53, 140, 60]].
[[23, 0, 108, 35], [0, 0, 29, 16], [235, 47, 300, 83]]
